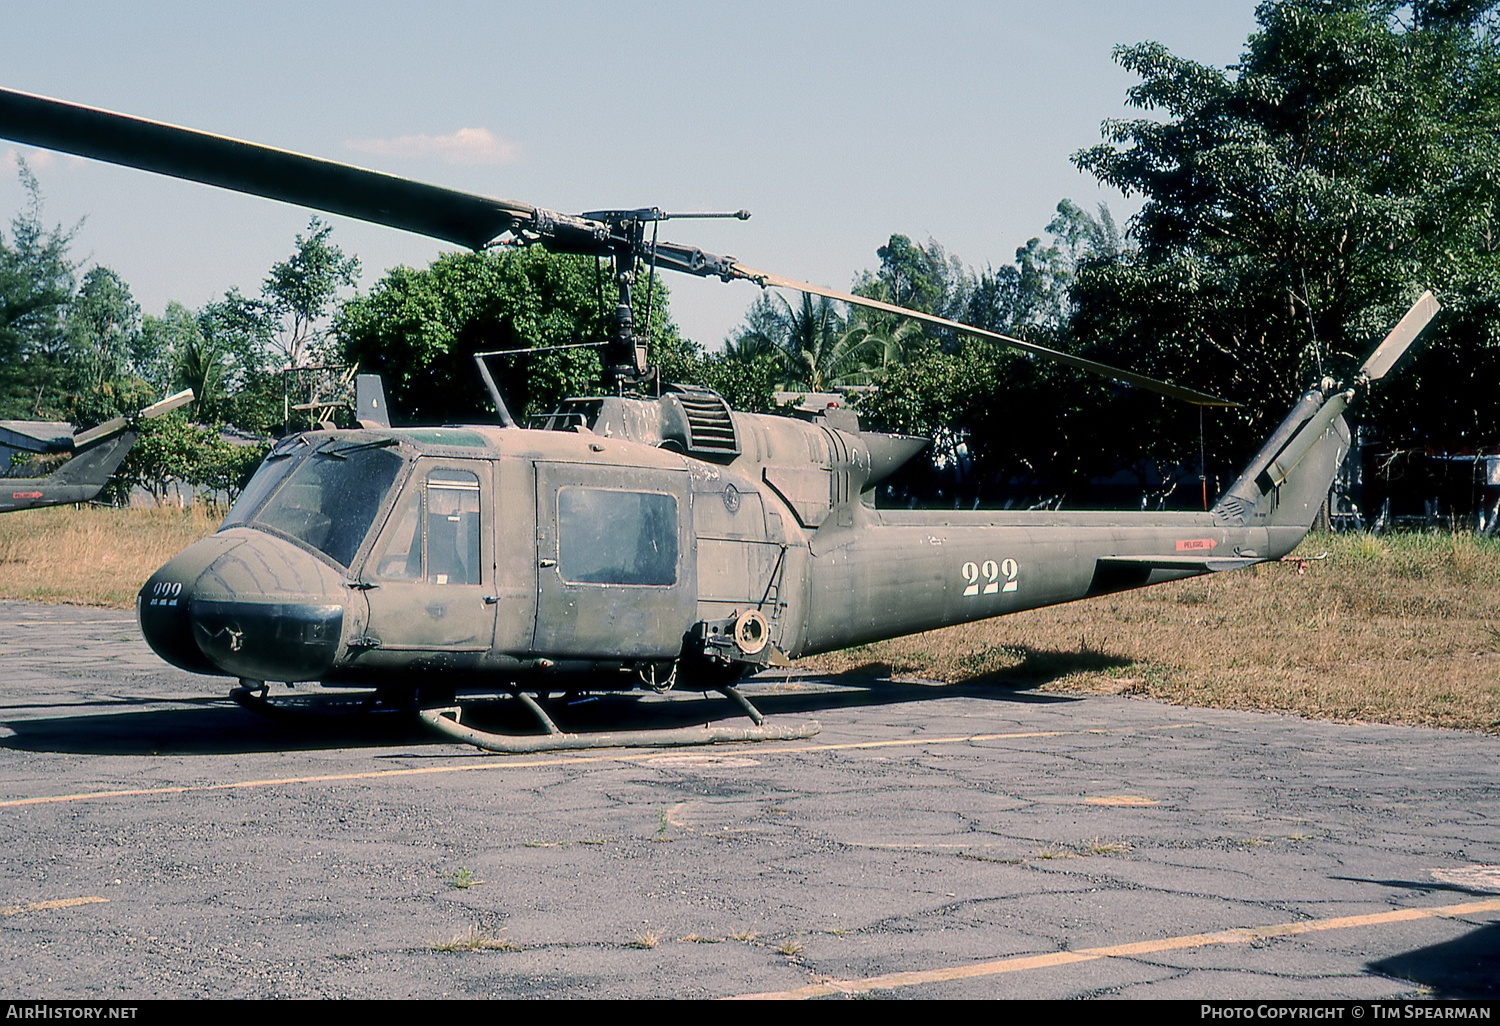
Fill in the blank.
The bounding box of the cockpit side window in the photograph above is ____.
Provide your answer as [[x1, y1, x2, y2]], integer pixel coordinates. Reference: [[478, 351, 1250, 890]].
[[370, 467, 482, 585]]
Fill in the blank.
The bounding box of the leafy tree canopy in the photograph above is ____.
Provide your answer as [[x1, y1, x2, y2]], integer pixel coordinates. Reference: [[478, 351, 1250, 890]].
[[337, 247, 680, 422], [0, 160, 75, 367], [1071, 0, 1500, 454], [263, 217, 360, 371]]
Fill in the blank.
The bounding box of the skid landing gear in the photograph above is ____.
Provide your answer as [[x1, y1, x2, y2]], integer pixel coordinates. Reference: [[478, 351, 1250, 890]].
[[418, 684, 819, 753], [229, 680, 411, 722]]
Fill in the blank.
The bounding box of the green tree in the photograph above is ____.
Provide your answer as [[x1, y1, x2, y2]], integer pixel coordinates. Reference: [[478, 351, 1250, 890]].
[[841, 213, 1134, 506], [732, 291, 886, 391], [195, 290, 281, 432], [337, 248, 679, 422], [1071, 0, 1500, 456], [858, 234, 971, 319], [114, 414, 268, 506], [0, 161, 75, 360], [695, 344, 782, 414], [64, 266, 142, 397], [263, 218, 361, 372], [0, 162, 77, 418], [140, 301, 207, 402]]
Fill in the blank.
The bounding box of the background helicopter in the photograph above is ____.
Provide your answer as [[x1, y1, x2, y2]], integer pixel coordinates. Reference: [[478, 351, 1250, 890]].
[[0, 389, 193, 513], [0, 87, 1439, 751]]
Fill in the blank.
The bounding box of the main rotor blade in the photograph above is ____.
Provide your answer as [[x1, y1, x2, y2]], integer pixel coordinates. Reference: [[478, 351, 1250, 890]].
[[1359, 290, 1439, 383], [0, 87, 536, 250], [731, 265, 1240, 407]]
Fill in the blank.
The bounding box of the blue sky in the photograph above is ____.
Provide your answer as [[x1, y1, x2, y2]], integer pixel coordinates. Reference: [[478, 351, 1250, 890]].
[[1, 1, 1261, 348]]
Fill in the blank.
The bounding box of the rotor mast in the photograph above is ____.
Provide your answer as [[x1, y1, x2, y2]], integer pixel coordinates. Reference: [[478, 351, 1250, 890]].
[[582, 208, 752, 391]]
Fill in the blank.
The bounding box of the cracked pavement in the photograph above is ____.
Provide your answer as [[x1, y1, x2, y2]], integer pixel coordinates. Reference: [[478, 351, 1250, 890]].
[[0, 601, 1496, 999]]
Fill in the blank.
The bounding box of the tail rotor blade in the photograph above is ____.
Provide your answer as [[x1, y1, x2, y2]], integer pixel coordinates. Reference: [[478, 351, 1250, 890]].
[[140, 389, 196, 420], [1360, 290, 1440, 382]]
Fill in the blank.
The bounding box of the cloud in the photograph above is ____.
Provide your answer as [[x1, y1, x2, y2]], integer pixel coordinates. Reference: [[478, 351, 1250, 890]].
[[3, 147, 61, 171], [344, 128, 521, 167]]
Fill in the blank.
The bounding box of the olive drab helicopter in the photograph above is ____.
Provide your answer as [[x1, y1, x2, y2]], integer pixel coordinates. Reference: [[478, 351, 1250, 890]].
[[0, 87, 1441, 752], [0, 389, 194, 513]]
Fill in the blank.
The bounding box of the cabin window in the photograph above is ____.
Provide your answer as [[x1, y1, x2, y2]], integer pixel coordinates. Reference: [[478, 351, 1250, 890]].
[[556, 487, 677, 586], [371, 468, 482, 585]]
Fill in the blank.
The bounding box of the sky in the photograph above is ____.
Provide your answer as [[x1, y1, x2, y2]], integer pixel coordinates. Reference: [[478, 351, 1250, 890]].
[[1, 1, 1262, 350]]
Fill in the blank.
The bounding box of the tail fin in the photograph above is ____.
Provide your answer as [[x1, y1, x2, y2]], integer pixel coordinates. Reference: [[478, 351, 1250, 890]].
[[355, 373, 392, 428], [46, 431, 137, 489], [0, 432, 137, 512], [1212, 291, 1439, 546], [1212, 385, 1352, 532]]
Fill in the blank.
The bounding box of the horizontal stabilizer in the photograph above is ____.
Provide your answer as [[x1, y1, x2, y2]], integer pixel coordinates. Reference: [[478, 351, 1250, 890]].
[[1098, 555, 1264, 574]]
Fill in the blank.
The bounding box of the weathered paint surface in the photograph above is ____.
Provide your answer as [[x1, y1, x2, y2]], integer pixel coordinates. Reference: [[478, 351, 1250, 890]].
[[136, 380, 1349, 696]]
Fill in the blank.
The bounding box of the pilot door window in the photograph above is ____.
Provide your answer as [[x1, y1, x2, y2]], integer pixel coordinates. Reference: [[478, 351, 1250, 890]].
[[371, 469, 482, 585], [556, 487, 677, 586]]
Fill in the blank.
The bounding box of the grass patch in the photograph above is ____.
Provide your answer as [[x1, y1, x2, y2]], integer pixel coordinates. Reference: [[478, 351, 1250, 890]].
[[631, 930, 660, 950], [434, 926, 520, 952], [443, 868, 478, 890], [0, 504, 219, 607], [800, 533, 1500, 733]]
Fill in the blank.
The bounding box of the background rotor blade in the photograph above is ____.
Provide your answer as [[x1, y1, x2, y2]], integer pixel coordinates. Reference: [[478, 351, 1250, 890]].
[[0, 87, 535, 250], [1359, 290, 1439, 383], [140, 389, 197, 421], [732, 265, 1240, 407]]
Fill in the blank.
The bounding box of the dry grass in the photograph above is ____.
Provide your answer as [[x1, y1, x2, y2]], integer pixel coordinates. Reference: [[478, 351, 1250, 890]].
[[433, 926, 521, 952], [801, 533, 1500, 734], [0, 504, 220, 608]]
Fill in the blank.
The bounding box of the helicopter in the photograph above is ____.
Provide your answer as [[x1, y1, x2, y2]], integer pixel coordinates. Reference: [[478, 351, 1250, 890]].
[[0, 86, 1440, 752], [0, 389, 194, 513]]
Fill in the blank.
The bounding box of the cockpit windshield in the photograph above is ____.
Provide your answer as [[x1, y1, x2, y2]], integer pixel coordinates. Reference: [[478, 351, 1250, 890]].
[[223, 439, 404, 567]]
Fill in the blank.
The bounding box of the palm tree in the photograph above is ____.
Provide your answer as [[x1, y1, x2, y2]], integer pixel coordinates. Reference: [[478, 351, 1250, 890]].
[[735, 292, 900, 392]]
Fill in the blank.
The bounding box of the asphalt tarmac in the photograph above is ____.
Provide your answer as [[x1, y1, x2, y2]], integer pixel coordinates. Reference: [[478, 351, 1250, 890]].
[[0, 601, 1495, 1000]]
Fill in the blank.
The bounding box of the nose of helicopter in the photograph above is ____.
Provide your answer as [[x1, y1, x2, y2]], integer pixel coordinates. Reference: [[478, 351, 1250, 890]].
[[138, 528, 348, 682]]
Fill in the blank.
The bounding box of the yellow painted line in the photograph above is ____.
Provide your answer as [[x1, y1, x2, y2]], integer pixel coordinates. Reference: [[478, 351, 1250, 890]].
[[0, 723, 1187, 808], [1, 896, 108, 916], [730, 897, 1500, 1000], [1085, 795, 1158, 806]]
